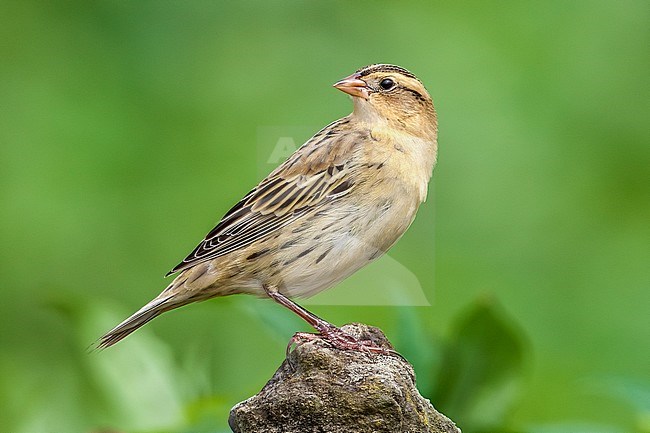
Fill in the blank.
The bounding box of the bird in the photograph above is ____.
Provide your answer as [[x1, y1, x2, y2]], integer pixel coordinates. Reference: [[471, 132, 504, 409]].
[[98, 64, 438, 352]]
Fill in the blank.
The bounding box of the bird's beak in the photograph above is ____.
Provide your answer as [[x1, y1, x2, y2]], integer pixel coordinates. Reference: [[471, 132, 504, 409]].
[[333, 74, 369, 100]]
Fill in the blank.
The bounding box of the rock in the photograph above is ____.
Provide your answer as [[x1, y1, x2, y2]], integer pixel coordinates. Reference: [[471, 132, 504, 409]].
[[229, 323, 460, 433]]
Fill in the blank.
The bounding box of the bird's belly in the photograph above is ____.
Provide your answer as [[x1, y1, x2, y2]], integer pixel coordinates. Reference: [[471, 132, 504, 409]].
[[278, 232, 380, 298], [268, 190, 420, 298]]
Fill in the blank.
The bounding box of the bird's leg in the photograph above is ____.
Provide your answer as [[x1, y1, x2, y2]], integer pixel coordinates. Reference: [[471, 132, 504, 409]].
[[263, 284, 399, 357], [263, 285, 338, 334]]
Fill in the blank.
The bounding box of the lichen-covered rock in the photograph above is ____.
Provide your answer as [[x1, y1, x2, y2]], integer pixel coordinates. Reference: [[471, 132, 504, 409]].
[[229, 323, 460, 433]]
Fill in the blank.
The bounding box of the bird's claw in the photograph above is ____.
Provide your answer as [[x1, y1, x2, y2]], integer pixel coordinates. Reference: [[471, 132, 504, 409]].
[[286, 327, 405, 361]]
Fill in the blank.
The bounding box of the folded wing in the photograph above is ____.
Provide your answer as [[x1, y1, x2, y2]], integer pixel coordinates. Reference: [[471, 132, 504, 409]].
[[167, 120, 356, 275]]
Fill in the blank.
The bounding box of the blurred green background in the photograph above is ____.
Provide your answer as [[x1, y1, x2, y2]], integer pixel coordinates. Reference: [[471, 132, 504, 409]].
[[1, 1, 648, 432]]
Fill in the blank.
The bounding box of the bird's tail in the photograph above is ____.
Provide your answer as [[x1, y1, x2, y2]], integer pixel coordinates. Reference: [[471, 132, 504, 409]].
[[97, 295, 176, 349]]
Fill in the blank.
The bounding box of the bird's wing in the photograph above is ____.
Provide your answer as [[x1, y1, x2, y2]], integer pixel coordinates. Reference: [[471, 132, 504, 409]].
[[167, 118, 358, 275]]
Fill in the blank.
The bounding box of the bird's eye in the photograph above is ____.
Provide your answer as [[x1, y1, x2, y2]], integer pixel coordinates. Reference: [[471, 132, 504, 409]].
[[379, 78, 395, 90]]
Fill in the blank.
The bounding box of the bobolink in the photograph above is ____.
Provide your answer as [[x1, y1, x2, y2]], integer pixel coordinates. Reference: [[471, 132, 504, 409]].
[[99, 64, 437, 352]]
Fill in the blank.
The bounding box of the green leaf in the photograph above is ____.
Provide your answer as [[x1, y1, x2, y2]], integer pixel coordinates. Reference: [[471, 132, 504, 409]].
[[394, 308, 443, 394], [52, 296, 187, 433], [432, 297, 527, 432]]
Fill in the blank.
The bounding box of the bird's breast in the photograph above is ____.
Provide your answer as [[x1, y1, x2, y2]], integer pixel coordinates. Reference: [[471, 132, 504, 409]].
[[359, 128, 436, 204]]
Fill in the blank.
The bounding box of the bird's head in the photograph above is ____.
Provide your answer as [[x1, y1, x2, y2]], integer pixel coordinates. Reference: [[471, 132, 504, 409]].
[[333, 64, 437, 137]]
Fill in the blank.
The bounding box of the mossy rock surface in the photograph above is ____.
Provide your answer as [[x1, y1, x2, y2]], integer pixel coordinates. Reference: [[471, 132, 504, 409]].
[[229, 323, 460, 433]]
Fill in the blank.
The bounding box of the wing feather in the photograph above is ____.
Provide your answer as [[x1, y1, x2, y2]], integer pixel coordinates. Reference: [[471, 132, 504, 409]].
[[167, 118, 358, 275]]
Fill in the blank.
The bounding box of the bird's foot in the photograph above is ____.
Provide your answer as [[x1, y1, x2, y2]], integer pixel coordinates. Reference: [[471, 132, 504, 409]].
[[287, 326, 403, 360]]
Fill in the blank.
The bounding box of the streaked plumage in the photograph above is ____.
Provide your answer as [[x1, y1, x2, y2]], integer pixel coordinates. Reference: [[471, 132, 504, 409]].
[[99, 64, 438, 349]]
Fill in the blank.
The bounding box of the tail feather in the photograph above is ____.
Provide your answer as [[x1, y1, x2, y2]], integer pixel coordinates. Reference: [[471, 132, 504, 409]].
[[97, 296, 173, 349]]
